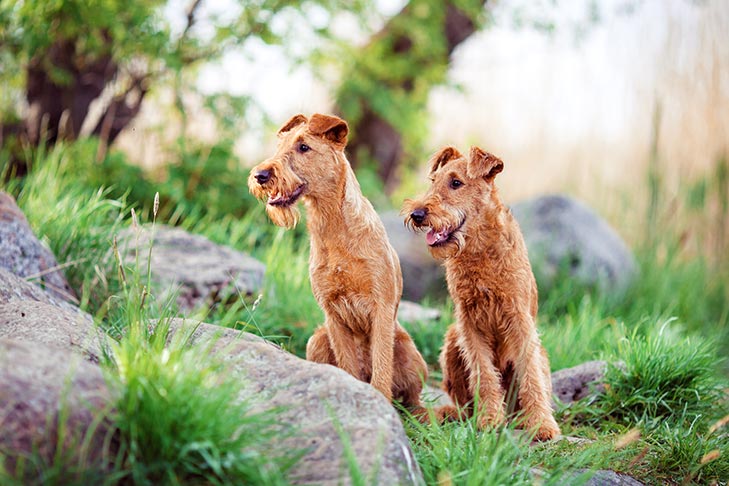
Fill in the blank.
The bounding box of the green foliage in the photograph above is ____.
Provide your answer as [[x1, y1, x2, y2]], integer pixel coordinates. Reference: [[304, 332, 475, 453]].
[[405, 303, 451, 370], [539, 297, 626, 372], [334, 0, 487, 173], [406, 416, 534, 486], [0, 0, 168, 66], [109, 318, 293, 485], [240, 228, 322, 355], [596, 329, 725, 427], [162, 139, 260, 221], [9, 144, 128, 311], [646, 421, 729, 485]]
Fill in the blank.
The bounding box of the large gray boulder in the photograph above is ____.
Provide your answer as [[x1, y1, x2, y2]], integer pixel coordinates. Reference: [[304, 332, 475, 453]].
[[0, 268, 88, 316], [0, 192, 78, 303], [511, 195, 637, 296], [0, 339, 116, 476], [165, 318, 423, 486], [118, 225, 266, 311], [0, 300, 108, 363]]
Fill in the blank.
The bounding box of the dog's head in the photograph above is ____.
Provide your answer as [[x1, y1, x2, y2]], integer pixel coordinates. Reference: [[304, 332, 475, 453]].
[[248, 113, 349, 228], [402, 146, 504, 260]]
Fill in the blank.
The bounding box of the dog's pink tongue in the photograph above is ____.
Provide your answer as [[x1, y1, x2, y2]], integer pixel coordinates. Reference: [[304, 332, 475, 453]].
[[426, 229, 446, 246]]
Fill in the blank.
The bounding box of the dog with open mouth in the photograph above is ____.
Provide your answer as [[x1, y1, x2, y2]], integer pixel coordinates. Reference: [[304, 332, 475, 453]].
[[248, 113, 428, 412], [402, 145, 561, 440]]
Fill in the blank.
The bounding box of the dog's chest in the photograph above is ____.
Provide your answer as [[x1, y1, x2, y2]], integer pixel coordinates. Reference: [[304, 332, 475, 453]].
[[309, 254, 377, 327]]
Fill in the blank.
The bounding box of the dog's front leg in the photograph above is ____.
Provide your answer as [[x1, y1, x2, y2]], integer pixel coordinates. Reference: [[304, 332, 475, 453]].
[[369, 308, 395, 402], [508, 313, 561, 441], [456, 323, 506, 429], [326, 317, 363, 381]]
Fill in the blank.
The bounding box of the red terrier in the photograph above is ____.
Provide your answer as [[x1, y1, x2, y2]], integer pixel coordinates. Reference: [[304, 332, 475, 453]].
[[248, 114, 428, 410], [402, 146, 560, 440]]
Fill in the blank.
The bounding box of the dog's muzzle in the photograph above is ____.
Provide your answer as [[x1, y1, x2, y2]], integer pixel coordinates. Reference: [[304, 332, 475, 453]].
[[410, 208, 427, 225], [254, 169, 271, 185]]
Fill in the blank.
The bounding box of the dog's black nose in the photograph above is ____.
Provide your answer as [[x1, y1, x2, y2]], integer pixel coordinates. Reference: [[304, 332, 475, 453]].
[[410, 208, 427, 225], [254, 169, 271, 185]]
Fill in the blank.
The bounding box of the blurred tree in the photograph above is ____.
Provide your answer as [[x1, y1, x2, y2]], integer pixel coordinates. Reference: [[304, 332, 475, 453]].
[[336, 0, 488, 191], [0, 0, 367, 176]]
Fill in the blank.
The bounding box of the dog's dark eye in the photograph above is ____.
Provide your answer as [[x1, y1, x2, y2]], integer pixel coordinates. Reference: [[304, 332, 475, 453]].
[[449, 178, 463, 189], [298, 143, 310, 153]]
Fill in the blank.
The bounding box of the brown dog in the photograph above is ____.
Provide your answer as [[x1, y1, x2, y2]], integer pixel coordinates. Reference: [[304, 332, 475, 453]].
[[248, 113, 427, 409], [402, 146, 560, 440]]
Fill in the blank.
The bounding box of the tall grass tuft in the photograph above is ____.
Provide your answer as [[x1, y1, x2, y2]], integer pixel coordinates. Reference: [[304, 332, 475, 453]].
[[105, 209, 296, 485], [108, 318, 293, 485], [595, 326, 727, 427], [9, 144, 128, 313], [406, 414, 534, 486]]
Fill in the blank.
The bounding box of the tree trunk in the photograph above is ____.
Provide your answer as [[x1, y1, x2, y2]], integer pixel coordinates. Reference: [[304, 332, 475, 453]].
[[25, 35, 116, 147], [339, 1, 488, 191]]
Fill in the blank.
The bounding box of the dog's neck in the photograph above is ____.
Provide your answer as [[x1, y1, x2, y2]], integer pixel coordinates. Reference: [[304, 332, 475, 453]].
[[448, 201, 517, 266], [304, 153, 374, 239]]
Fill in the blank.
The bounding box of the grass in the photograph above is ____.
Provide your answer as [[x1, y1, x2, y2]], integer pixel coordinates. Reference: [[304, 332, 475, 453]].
[[406, 410, 536, 486], [109, 318, 295, 485], [1, 142, 728, 484]]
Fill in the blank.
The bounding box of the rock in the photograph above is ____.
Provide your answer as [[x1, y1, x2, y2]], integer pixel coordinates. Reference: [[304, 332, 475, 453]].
[[510, 195, 637, 297], [0, 268, 87, 315], [421, 384, 453, 408], [381, 211, 446, 301], [424, 359, 611, 409], [163, 318, 423, 485], [0, 339, 116, 476], [583, 470, 645, 486], [0, 192, 78, 303], [551, 361, 608, 405], [118, 225, 266, 311], [398, 300, 441, 323], [557, 436, 595, 446], [0, 300, 108, 363], [531, 468, 644, 486]]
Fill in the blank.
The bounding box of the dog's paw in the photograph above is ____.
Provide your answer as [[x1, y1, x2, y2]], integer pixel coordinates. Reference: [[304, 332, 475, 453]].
[[477, 407, 506, 430], [524, 415, 561, 441], [435, 405, 468, 423]]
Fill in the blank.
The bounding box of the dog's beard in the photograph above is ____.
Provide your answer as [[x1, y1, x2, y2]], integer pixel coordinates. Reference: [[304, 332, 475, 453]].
[[266, 204, 301, 229], [403, 202, 466, 260], [248, 178, 268, 201]]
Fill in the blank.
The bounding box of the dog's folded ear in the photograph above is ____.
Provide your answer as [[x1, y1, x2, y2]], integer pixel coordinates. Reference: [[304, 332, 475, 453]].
[[278, 114, 308, 136], [308, 114, 349, 147], [429, 146, 463, 175], [467, 146, 504, 180]]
